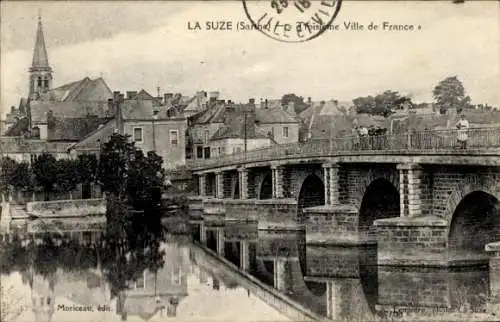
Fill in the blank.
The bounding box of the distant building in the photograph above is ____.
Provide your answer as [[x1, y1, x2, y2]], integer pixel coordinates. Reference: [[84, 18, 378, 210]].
[[187, 98, 299, 160], [298, 100, 359, 140]]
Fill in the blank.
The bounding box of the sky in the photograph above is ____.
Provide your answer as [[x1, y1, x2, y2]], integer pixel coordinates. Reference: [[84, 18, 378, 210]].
[[1, 1, 499, 117]]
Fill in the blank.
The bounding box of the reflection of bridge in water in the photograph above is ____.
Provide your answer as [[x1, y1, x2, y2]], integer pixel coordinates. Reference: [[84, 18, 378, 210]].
[[195, 221, 494, 321]]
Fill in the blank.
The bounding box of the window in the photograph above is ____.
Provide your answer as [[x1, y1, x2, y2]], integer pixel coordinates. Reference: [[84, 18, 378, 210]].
[[218, 147, 221, 155], [204, 130, 210, 144], [283, 126, 289, 138], [135, 272, 146, 289], [197, 146, 204, 159], [236, 147, 242, 153], [47, 297, 51, 305], [32, 126, 40, 139], [204, 147, 211, 159], [170, 130, 179, 146], [133, 127, 143, 142]]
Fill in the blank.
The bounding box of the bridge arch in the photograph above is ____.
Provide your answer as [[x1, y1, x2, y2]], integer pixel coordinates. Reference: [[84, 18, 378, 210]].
[[297, 174, 325, 224], [448, 191, 500, 259], [359, 178, 400, 242]]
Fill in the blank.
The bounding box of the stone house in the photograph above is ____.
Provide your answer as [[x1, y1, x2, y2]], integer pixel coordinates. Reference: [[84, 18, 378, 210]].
[[187, 98, 299, 160], [69, 90, 188, 169]]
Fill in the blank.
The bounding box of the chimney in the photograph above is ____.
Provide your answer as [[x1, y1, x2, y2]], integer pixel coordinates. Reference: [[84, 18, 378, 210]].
[[265, 99, 268, 109], [209, 91, 220, 101], [249, 98, 255, 106], [308, 97, 312, 105], [126, 91, 137, 100], [10, 106, 15, 113]]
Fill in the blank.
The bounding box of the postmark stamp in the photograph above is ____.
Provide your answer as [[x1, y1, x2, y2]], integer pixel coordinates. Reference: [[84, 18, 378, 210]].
[[242, 0, 342, 43]]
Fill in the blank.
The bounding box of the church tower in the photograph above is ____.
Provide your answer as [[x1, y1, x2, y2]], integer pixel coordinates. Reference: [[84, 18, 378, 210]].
[[29, 15, 53, 100]]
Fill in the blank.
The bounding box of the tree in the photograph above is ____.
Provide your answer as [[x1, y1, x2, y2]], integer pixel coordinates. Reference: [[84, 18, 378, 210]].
[[1, 157, 17, 195], [54, 159, 79, 197], [98, 133, 165, 237], [353, 90, 409, 117], [281, 93, 310, 114], [11, 161, 33, 192], [32, 153, 58, 201], [432, 76, 471, 114], [76, 154, 98, 198]]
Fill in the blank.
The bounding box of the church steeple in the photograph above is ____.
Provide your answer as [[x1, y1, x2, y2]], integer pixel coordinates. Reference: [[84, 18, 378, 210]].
[[29, 15, 53, 100]]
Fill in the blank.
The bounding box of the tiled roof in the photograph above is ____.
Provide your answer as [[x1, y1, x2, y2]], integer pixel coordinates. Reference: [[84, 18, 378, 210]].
[[255, 108, 298, 124], [47, 117, 110, 141], [190, 102, 227, 124], [40, 77, 112, 102], [299, 100, 354, 121], [121, 99, 179, 120], [210, 109, 269, 141], [30, 100, 111, 123], [69, 120, 116, 151]]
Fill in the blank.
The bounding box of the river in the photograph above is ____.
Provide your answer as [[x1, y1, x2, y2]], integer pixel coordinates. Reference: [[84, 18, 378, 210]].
[[0, 217, 497, 322]]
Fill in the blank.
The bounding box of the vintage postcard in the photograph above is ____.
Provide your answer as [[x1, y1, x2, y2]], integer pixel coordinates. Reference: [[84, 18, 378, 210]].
[[1, 1, 499, 322]]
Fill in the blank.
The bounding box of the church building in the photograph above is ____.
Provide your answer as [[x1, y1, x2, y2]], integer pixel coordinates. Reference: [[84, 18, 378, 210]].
[[3, 16, 113, 143]]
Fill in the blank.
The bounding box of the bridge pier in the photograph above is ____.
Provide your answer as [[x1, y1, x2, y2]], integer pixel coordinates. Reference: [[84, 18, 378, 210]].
[[303, 205, 361, 245], [374, 216, 449, 266], [397, 163, 424, 217], [216, 226, 225, 256], [215, 171, 224, 199], [304, 245, 378, 321], [238, 167, 249, 199], [198, 174, 207, 197], [271, 164, 284, 199], [322, 163, 340, 205]]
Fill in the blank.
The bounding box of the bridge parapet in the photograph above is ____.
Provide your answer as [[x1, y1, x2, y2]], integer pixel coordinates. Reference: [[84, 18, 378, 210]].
[[189, 127, 500, 171]]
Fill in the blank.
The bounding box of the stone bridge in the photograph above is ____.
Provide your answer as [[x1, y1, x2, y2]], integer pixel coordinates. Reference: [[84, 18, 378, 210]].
[[189, 128, 500, 267]]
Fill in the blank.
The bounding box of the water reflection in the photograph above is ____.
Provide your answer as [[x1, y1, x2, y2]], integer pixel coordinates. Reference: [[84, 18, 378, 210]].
[[196, 221, 493, 321], [1, 217, 494, 322], [0, 218, 291, 322]]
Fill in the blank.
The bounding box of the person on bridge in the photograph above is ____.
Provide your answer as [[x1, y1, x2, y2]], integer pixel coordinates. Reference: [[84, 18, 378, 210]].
[[352, 126, 360, 150], [456, 114, 470, 149], [358, 126, 369, 149]]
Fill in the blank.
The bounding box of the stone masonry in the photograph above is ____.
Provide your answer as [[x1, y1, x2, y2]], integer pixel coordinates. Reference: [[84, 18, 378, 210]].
[[195, 160, 500, 266]]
